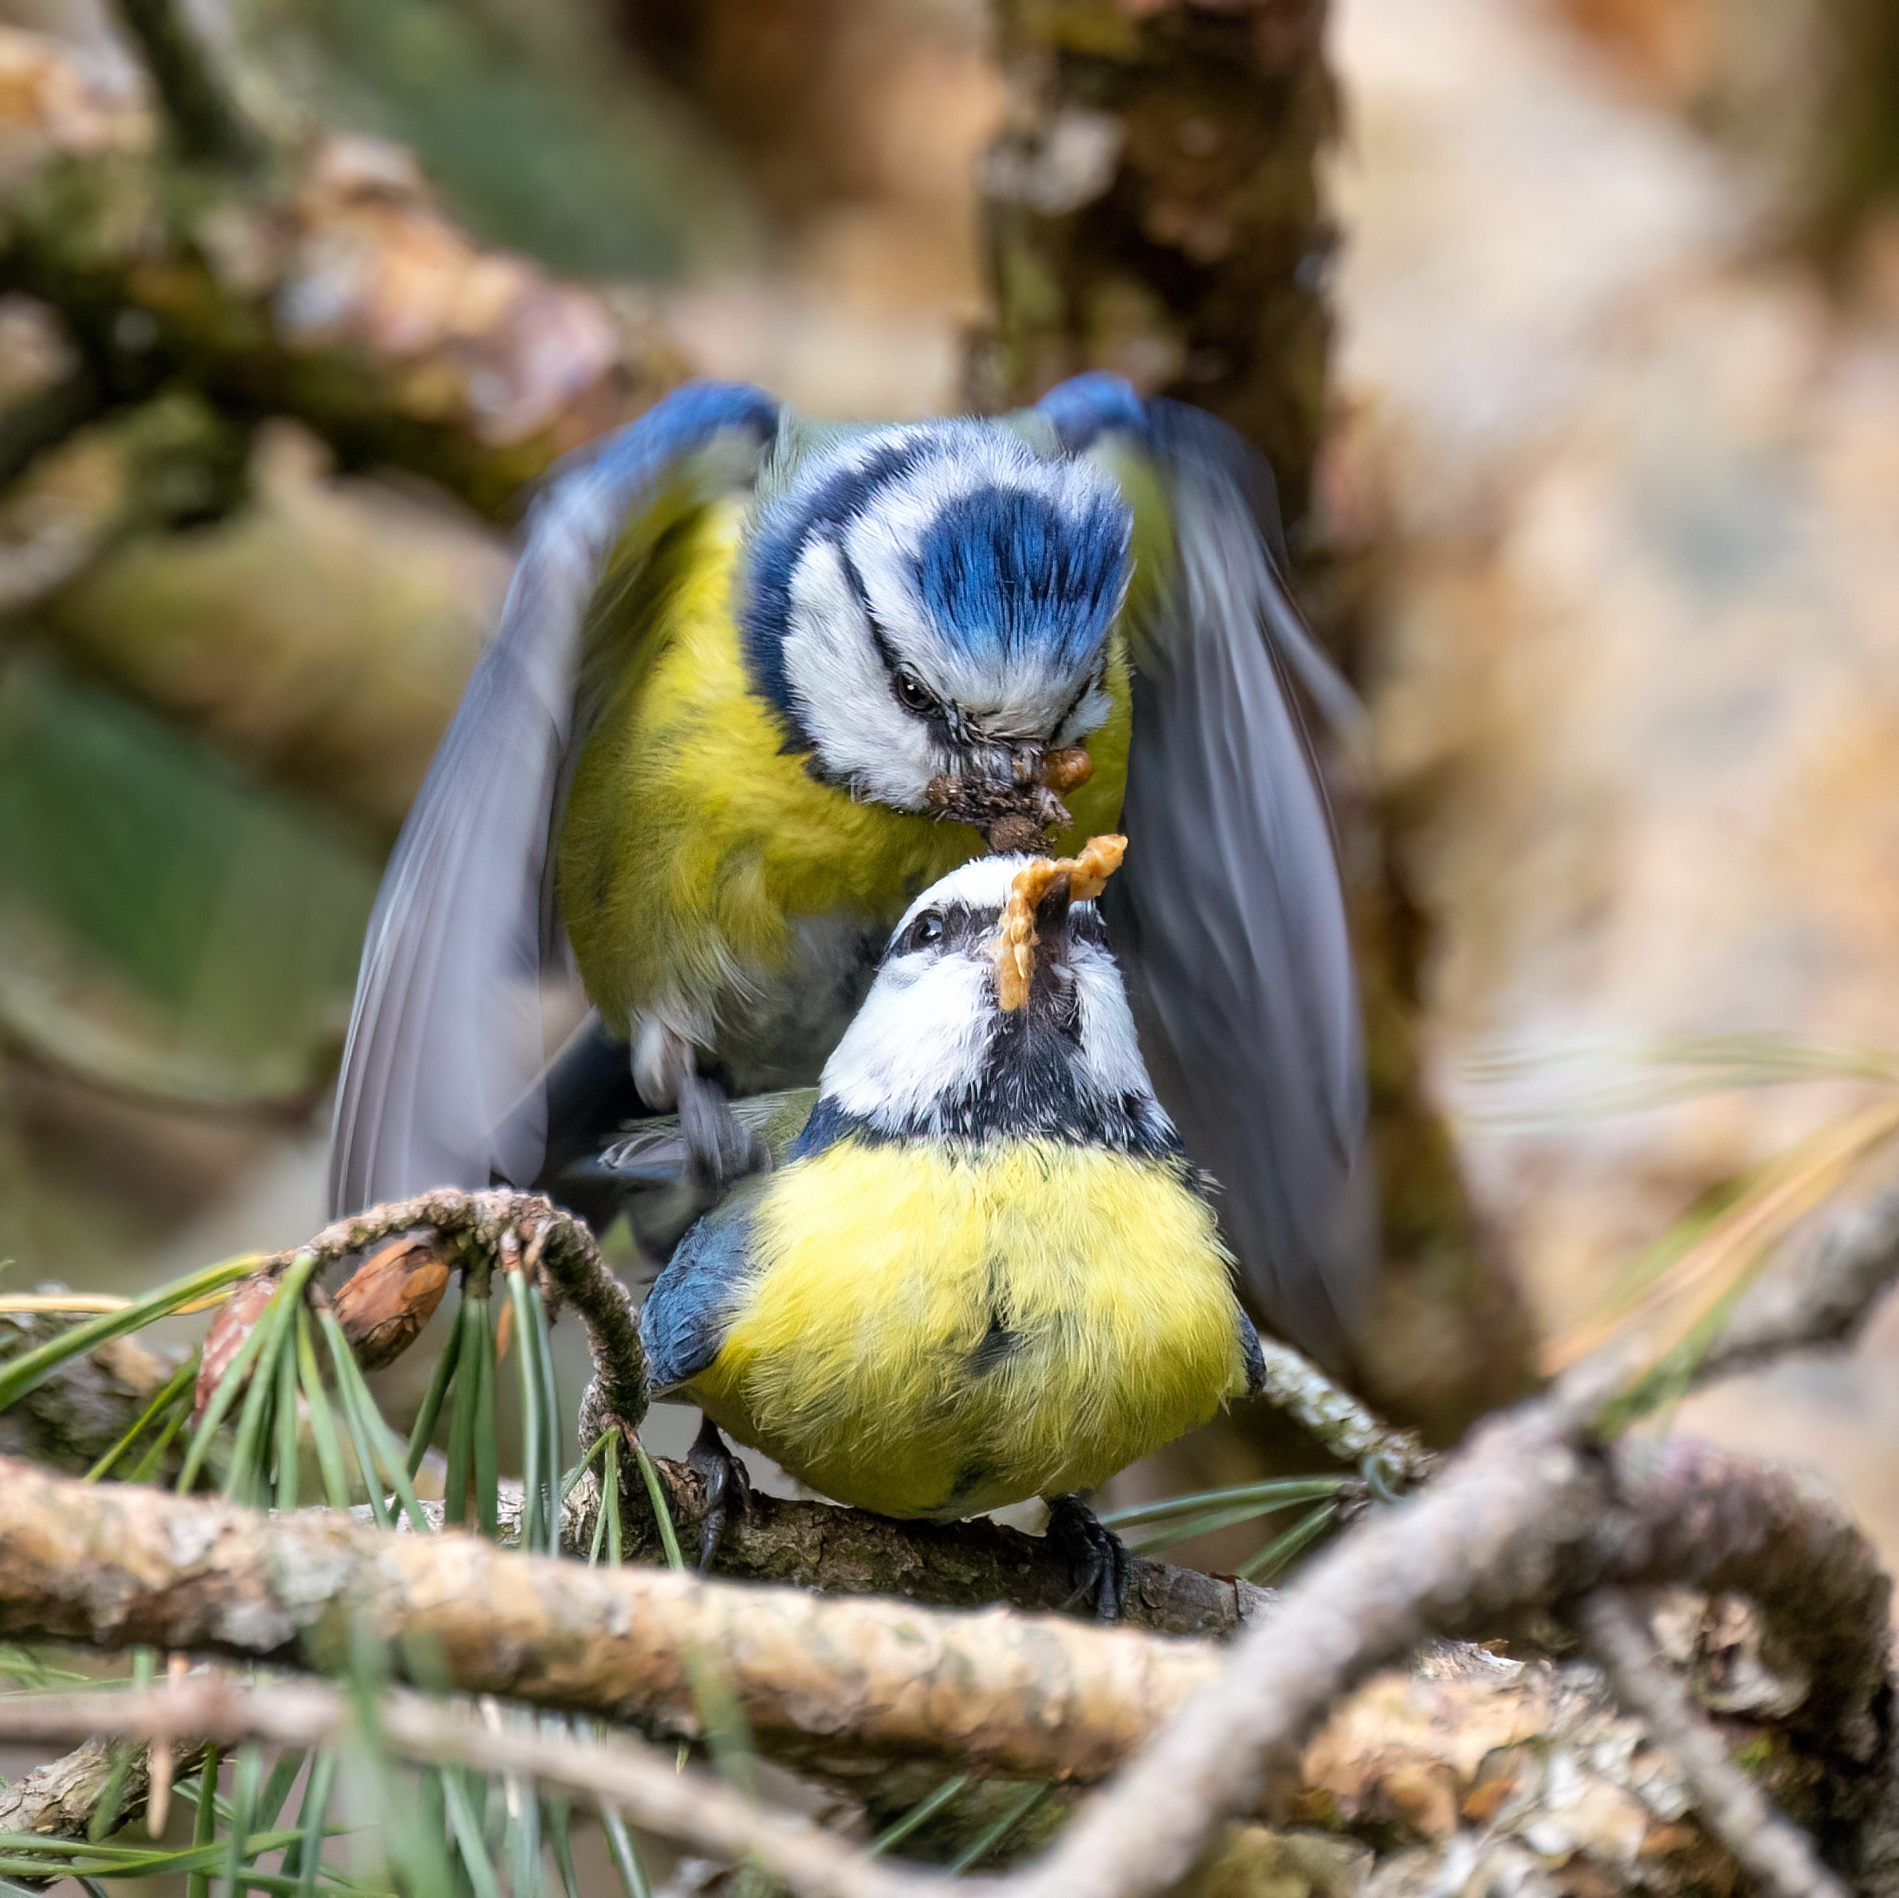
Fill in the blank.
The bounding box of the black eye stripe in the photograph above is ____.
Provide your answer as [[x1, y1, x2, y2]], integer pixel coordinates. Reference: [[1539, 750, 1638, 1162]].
[[885, 899, 1105, 966], [1053, 665, 1102, 736], [886, 902, 993, 962], [834, 536, 960, 734]]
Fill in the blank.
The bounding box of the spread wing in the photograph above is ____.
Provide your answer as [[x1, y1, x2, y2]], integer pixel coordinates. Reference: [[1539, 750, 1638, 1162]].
[[1036, 375, 1375, 1364], [327, 383, 782, 1217]]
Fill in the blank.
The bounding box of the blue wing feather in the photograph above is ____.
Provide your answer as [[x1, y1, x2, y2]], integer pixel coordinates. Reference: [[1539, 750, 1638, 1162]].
[[639, 1184, 765, 1391], [327, 382, 780, 1216], [1036, 375, 1375, 1363]]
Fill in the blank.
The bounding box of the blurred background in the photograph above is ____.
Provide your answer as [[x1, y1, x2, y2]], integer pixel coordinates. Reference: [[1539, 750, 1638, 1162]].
[[2, 0, 1898, 1571]]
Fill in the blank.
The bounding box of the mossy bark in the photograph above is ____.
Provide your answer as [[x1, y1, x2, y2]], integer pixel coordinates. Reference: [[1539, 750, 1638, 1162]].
[[971, 0, 1331, 523], [973, 0, 1535, 1438]]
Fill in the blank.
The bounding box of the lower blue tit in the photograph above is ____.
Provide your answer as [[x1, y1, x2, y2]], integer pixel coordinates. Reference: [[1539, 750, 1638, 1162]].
[[638, 853, 1264, 1533], [330, 374, 1374, 1362]]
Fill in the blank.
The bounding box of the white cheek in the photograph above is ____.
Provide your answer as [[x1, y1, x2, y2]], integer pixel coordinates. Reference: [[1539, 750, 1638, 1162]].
[[1073, 943, 1164, 1114], [781, 540, 941, 809], [820, 952, 992, 1130]]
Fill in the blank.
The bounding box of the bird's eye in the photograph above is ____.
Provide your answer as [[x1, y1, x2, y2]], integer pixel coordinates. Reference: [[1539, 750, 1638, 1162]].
[[893, 672, 936, 716], [902, 910, 945, 953]]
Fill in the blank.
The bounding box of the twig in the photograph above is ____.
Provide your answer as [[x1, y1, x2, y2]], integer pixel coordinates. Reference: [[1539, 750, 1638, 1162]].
[[1694, 1166, 1899, 1387], [997, 1372, 1886, 1898], [1250, 1338, 1434, 1483], [278, 1188, 648, 1440], [0, 1407, 1881, 1898], [1579, 1590, 1850, 1898], [0, 1679, 951, 1898], [0, 26, 675, 521], [109, 0, 265, 170], [1004, 1398, 1607, 1898], [1604, 1433, 1892, 1768]]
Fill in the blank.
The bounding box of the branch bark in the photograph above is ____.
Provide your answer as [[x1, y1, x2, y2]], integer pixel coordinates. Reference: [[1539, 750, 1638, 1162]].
[[0, 1392, 1885, 1835], [0, 1454, 1226, 1784], [996, 1398, 1890, 1898], [0, 1310, 174, 1476], [565, 1462, 1269, 1634], [973, 0, 1331, 519]]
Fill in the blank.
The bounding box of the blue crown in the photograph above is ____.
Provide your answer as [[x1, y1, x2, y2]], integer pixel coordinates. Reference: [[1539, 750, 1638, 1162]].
[[913, 482, 1126, 674], [741, 427, 1129, 739]]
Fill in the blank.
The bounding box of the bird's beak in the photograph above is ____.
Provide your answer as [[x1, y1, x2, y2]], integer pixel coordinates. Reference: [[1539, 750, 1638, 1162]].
[[994, 834, 1124, 1012], [1033, 872, 1073, 941], [924, 745, 1096, 853]]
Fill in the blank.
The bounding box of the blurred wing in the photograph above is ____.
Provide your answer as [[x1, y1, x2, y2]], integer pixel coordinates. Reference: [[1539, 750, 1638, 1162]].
[[327, 383, 781, 1217], [1037, 375, 1374, 1363]]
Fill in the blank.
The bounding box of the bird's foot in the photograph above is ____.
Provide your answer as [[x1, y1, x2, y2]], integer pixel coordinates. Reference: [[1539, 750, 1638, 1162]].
[[1046, 1494, 1131, 1624], [676, 1065, 772, 1193], [686, 1415, 752, 1571]]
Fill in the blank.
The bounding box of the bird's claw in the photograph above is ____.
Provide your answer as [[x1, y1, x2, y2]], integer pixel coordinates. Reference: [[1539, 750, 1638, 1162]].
[[687, 1415, 751, 1571], [1047, 1494, 1131, 1623], [676, 1067, 772, 1193]]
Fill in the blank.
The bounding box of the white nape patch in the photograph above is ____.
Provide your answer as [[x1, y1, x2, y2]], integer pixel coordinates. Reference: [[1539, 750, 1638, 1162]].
[[780, 537, 943, 809], [818, 950, 992, 1132], [1072, 938, 1169, 1126]]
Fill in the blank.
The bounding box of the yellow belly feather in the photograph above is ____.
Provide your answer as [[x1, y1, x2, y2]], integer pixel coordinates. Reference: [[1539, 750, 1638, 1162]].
[[688, 1139, 1248, 1520], [558, 500, 1132, 1040]]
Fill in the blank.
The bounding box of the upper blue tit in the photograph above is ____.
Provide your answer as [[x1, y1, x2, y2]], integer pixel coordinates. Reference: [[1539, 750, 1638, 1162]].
[[328, 374, 1373, 1360], [638, 848, 1265, 1611]]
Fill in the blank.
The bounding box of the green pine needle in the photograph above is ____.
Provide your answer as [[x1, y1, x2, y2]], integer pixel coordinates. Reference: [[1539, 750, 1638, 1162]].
[[404, 1301, 463, 1478], [0, 1256, 257, 1414], [946, 1782, 1054, 1874], [598, 1807, 652, 1898], [441, 1771, 501, 1898], [297, 1311, 353, 1510], [631, 1441, 684, 1573], [867, 1774, 971, 1858], [317, 1311, 431, 1535], [1098, 1475, 1343, 1530], [86, 1357, 196, 1485], [1238, 1500, 1339, 1583]]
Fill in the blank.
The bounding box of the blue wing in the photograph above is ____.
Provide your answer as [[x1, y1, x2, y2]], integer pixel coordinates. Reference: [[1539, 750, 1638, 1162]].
[[327, 382, 781, 1216], [1037, 374, 1375, 1365], [639, 1181, 767, 1391]]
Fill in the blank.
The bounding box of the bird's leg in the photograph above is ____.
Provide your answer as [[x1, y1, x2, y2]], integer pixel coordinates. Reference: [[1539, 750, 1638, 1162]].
[[673, 1059, 771, 1192], [1046, 1493, 1131, 1623], [686, 1414, 752, 1571], [634, 1021, 769, 1191]]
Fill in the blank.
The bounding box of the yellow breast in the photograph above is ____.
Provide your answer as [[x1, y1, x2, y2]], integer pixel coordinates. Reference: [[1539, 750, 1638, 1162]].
[[687, 1138, 1249, 1520], [557, 500, 1133, 1040]]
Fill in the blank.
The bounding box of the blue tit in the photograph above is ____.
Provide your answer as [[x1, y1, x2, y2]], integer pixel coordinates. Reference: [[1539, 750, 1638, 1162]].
[[328, 373, 1372, 1360], [637, 847, 1266, 1618]]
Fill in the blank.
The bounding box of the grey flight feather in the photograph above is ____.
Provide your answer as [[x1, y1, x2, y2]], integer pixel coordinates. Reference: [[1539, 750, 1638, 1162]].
[[1105, 401, 1375, 1364], [326, 383, 781, 1217]]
